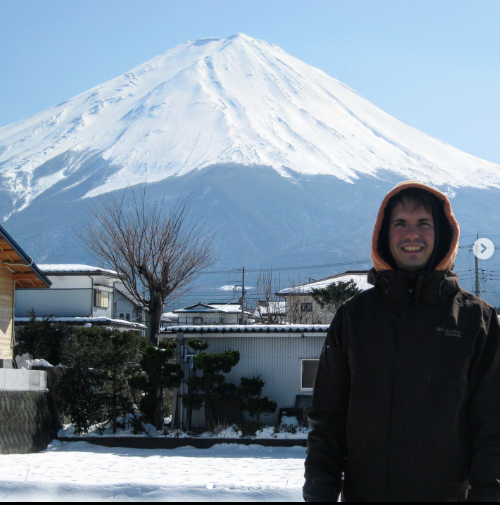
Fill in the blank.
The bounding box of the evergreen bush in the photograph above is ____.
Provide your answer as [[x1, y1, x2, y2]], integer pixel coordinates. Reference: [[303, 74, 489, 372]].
[[238, 376, 277, 426], [15, 311, 71, 366], [129, 340, 184, 431], [183, 339, 240, 432]]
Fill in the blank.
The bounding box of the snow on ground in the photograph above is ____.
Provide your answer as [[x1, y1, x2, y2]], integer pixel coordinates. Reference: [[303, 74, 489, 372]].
[[57, 415, 310, 440], [15, 354, 54, 370], [0, 441, 307, 502]]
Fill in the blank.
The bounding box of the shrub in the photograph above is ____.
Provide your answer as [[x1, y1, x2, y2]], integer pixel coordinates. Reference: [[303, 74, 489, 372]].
[[60, 326, 147, 435], [129, 340, 184, 430], [238, 376, 277, 426], [15, 311, 71, 365], [182, 339, 240, 432]]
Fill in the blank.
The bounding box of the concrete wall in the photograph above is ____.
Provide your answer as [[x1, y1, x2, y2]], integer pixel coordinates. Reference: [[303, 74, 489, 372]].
[[0, 391, 53, 455], [0, 369, 47, 392], [0, 266, 13, 361], [0, 369, 52, 455]]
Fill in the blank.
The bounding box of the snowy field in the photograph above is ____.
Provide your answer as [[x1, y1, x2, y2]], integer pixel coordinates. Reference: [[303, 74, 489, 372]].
[[0, 441, 306, 502]]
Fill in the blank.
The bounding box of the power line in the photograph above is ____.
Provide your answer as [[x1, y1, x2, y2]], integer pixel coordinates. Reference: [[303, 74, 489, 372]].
[[199, 259, 370, 275]]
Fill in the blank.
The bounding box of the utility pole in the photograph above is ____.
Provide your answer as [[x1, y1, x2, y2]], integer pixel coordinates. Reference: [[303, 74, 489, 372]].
[[475, 233, 481, 298], [228, 267, 246, 325], [241, 266, 246, 325]]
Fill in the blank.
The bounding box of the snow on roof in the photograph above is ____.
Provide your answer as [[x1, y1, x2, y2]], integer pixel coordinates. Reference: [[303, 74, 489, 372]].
[[173, 303, 243, 314], [162, 324, 330, 334], [38, 264, 120, 277], [277, 271, 370, 295], [253, 301, 286, 316], [15, 316, 146, 330], [161, 312, 179, 321]]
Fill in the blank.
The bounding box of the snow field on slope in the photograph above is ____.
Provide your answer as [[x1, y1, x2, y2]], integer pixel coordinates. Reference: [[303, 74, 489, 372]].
[[0, 441, 306, 502], [1, 33, 499, 212]]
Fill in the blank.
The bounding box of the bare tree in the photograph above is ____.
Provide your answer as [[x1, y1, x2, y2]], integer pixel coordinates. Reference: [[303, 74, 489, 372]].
[[254, 269, 286, 324], [80, 187, 217, 343]]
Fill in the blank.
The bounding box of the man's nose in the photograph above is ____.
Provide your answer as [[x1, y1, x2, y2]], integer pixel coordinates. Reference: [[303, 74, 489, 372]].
[[405, 226, 421, 240]]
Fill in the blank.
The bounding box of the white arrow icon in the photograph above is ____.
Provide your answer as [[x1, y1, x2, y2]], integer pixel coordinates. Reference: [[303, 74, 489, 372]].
[[473, 238, 495, 260]]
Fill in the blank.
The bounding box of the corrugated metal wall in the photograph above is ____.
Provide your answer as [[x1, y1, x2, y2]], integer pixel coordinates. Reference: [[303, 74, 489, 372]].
[[179, 334, 326, 429]]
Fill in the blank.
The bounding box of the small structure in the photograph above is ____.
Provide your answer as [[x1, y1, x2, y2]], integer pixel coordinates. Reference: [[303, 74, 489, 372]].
[[173, 302, 245, 326], [277, 270, 371, 324], [166, 324, 329, 430], [15, 264, 146, 332], [0, 225, 51, 367]]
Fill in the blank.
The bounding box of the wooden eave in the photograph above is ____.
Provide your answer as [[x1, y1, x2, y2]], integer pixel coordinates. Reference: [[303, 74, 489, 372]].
[[0, 229, 51, 289]]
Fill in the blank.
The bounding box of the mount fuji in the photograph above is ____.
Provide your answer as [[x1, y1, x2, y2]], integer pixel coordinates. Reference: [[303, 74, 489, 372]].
[[1, 34, 499, 304]]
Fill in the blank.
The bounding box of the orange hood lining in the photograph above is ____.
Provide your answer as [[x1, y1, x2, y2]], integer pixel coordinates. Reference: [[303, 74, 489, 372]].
[[371, 180, 460, 272]]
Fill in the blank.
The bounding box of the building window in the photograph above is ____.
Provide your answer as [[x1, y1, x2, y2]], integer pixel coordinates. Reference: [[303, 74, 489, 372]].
[[126, 314, 130, 322], [193, 317, 203, 325], [94, 290, 110, 309], [120, 313, 124, 320], [301, 303, 313, 313], [301, 359, 320, 391]]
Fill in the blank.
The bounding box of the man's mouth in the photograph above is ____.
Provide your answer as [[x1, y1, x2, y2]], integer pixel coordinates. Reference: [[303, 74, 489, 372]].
[[401, 245, 425, 252]]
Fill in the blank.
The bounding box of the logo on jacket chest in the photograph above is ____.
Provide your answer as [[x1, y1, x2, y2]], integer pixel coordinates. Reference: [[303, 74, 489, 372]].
[[436, 327, 462, 338]]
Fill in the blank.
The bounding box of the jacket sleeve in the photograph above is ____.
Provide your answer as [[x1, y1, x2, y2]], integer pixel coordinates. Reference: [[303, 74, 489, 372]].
[[466, 308, 500, 502], [303, 304, 350, 502]]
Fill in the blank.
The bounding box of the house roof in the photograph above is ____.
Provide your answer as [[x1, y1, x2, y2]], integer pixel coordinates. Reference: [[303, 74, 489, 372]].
[[173, 303, 243, 314], [0, 225, 51, 288], [277, 270, 371, 296], [162, 324, 330, 334], [38, 264, 121, 278], [114, 282, 147, 310]]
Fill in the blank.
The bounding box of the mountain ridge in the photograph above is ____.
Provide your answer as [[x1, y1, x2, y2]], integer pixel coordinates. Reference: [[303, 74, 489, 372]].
[[1, 33, 499, 219]]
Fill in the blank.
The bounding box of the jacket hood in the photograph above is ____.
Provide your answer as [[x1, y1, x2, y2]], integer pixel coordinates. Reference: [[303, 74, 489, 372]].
[[371, 181, 460, 272]]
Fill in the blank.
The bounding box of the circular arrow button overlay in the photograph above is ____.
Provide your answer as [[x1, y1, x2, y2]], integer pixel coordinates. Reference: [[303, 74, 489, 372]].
[[473, 238, 495, 260]]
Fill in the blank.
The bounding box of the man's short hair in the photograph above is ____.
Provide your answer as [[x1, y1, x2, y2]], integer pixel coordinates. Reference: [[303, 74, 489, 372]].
[[386, 188, 435, 218]]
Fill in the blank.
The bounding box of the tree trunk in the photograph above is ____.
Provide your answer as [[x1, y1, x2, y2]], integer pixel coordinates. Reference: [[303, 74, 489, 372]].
[[112, 373, 117, 434], [148, 298, 163, 344], [155, 388, 164, 431], [204, 380, 213, 431]]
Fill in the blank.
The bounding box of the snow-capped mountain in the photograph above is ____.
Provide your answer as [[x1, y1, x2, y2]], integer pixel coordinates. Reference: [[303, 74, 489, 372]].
[[1, 34, 500, 306], [1, 33, 499, 217]]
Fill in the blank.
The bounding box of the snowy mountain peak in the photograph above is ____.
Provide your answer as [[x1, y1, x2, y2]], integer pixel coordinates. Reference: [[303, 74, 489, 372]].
[[1, 34, 500, 215]]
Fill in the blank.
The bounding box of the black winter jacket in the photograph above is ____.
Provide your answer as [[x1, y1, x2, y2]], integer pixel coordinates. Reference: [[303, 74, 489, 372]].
[[304, 268, 500, 502]]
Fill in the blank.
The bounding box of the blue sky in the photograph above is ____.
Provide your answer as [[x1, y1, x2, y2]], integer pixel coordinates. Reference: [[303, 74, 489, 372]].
[[1, 0, 499, 163]]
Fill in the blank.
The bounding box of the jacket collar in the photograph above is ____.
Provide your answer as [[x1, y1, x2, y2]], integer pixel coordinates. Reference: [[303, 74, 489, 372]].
[[368, 268, 460, 308]]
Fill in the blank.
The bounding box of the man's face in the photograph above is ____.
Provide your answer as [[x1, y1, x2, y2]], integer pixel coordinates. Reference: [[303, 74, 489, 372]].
[[388, 200, 435, 271]]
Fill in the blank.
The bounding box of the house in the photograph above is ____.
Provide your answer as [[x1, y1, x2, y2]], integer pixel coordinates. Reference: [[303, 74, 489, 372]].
[[0, 226, 56, 456], [15, 264, 146, 332], [0, 225, 51, 368], [165, 324, 329, 430], [277, 270, 371, 324], [252, 300, 287, 324], [172, 302, 246, 326], [161, 311, 179, 329], [113, 282, 149, 336]]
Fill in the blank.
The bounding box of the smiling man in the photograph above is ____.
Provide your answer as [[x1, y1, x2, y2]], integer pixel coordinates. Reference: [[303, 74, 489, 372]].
[[304, 181, 500, 502]]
